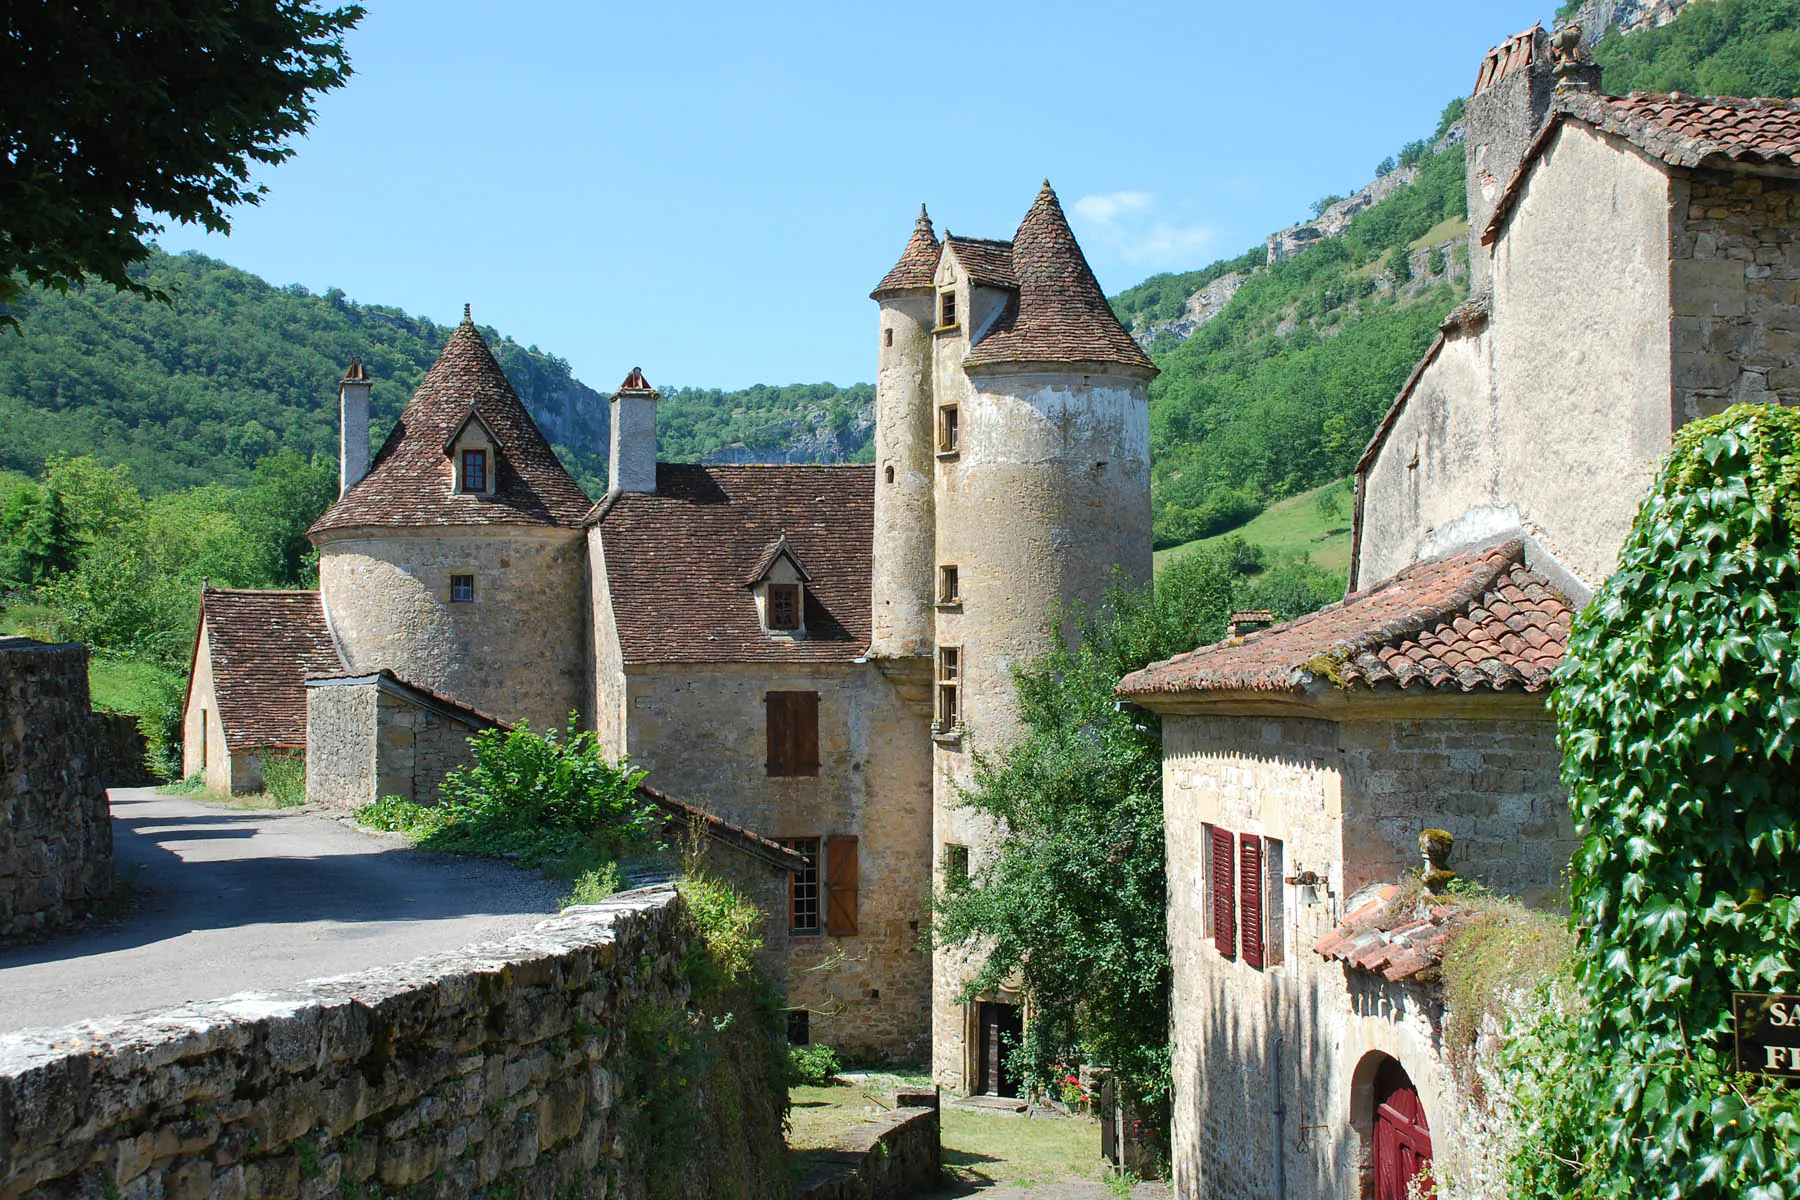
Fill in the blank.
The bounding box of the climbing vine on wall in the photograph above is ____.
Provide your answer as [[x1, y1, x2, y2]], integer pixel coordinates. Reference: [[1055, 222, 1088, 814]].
[[1514, 404, 1800, 1198]]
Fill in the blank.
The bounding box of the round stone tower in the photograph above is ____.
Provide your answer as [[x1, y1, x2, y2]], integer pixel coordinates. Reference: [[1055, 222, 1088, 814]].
[[308, 311, 594, 731], [868, 206, 942, 660], [919, 182, 1157, 1091]]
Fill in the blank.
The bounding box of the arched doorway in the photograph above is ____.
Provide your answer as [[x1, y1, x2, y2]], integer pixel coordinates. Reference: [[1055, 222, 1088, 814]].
[[1372, 1057, 1432, 1199]]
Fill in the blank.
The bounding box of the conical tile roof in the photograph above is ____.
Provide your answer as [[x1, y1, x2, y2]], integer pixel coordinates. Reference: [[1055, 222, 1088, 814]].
[[310, 314, 593, 536], [870, 205, 943, 297], [963, 182, 1156, 375]]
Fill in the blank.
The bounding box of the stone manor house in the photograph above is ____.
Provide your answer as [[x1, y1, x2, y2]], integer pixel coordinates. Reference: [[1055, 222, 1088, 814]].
[[1121, 24, 1800, 1200], [182, 182, 1155, 1090]]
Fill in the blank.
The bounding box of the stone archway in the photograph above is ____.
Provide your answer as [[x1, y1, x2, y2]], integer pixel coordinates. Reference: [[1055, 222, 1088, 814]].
[[1349, 1050, 1434, 1199]]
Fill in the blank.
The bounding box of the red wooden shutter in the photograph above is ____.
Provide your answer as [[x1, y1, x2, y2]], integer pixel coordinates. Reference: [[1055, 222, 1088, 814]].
[[1210, 827, 1236, 959], [796, 691, 820, 776], [1239, 833, 1265, 969], [825, 834, 859, 936]]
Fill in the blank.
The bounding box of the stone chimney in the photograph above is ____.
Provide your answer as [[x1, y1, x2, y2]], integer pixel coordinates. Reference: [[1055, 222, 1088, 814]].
[[339, 359, 372, 496], [1227, 610, 1274, 638], [1465, 24, 1561, 289], [609, 368, 659, 494]]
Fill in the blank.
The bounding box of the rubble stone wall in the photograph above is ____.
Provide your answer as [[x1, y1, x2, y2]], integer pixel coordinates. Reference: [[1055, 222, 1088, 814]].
[[0, 886, 789, 1200], [792, 1105, 941, 1200], [0, 637, 113, 943]]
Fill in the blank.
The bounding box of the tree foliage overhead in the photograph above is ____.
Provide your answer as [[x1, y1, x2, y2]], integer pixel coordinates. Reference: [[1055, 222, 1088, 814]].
[[1588, 0, 1800, 98], [932, 548, 1343, 1113], [0, 1, 363, 320], [1512, 404, 1800, 1197]]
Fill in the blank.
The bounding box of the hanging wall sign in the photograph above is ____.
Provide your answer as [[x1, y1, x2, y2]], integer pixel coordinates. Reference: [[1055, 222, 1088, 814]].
[[1733, 993, 1800, 1076]]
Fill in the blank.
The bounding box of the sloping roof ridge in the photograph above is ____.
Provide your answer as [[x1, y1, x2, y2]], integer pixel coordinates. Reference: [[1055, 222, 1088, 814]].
[[745, 532, 813, 585], [1355, 290, 1492, 483], [636, 783, 807, 871]]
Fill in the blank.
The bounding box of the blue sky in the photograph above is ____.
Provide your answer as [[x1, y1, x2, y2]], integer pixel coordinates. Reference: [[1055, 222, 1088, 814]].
[[156, 1, 1554, 391]]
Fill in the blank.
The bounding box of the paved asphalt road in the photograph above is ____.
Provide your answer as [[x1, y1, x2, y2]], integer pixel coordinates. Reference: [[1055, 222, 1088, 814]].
[[0, 787, 563, 1034]]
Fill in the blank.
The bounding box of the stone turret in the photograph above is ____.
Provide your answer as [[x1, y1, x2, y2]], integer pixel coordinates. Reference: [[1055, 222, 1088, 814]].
[[895, 181, 1155, 1092], [868, 206, 941, 659]]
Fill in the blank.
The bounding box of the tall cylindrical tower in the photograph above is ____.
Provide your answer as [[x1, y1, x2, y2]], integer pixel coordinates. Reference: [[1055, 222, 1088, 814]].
[[927, 183, 1157, 1092], [868, 207, 941, 660]]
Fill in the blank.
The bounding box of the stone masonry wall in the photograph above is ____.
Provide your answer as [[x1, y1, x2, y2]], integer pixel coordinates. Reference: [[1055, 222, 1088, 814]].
[[306, 677, 494, 810], [304, 680, 379, 810], [0, 886, 789, 1200], [792, 1105, 941, 1200], [1671, 169, 1800, 420], [0, 637, 113, 943]]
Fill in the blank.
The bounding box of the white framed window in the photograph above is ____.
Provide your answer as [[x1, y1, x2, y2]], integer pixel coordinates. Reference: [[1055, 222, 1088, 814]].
[[450, 574, 475, 603]]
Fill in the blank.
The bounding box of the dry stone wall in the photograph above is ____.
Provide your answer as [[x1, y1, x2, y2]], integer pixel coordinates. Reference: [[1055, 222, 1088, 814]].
[[0, 886, 789, 1200], [0, 637, 113, 944]]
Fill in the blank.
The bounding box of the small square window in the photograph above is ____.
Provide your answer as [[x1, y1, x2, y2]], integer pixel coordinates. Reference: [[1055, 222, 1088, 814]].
[[768, 583, 802, 631], [450, 575, 475, 603], [937, 405, 960, 455], [938, 565, 960, 605], [461, 449, 487, 492], [787, 1008, 811, 1045], [939, 290, 957, 328]]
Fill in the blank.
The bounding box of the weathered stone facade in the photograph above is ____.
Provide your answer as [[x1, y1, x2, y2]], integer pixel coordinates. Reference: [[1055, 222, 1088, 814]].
[[0, 638, 113, 945], [0, 886, 788, 1200], [1672, 169, 1800, 417], [317, 526, 588, 733], [304, 672, 500, 810], [91, 712, 155, 787], [1158, 701, 1569, 1200], [600, 662, 932, 1064], [791, 1103, 941, 1200]]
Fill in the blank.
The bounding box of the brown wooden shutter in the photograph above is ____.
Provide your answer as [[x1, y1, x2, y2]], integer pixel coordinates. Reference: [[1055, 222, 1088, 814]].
[[825, 834, 858, 936], [766, 693, 792, 774], [1210, 827, 1236, 959], [1239, 833, 1265, 968], [796, 691, 820, 776]]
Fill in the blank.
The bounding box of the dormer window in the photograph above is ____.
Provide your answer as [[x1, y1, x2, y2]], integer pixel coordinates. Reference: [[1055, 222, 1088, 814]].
[[939, 289, 958, 329], [747, 533, 812, 639], [768, 583, 802, 631], [445, 409, 501, 496], [461, 449, 487, 492]]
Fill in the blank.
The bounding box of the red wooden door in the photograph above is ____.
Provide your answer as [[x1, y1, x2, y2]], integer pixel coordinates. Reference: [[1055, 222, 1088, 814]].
[[1373, 1058, 1433, 1200]]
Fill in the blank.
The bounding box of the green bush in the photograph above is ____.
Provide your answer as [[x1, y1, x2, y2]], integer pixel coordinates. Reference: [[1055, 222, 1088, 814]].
[[1509, 404, 1800, 1197], [787, 1044, 842, 1086], [353, 718, 657, 880]]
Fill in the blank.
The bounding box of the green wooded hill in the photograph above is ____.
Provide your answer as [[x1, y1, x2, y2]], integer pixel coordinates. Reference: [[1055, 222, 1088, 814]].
[[1117, 0, 1800, 550], [0, 249, 873, 497]]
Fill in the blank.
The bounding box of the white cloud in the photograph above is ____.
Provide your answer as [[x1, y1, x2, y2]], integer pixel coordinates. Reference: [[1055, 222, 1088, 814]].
[[1070, 190, 1215, 271]]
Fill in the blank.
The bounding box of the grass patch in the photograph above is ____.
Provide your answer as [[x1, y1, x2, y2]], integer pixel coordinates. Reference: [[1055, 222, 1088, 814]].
[[941, 1105, 1108, 1189], [87, 655, 181, 716], [1439, 880, 1575, 1065], [1156, 476, 1353, 577], [1409, 214, 1469, 251], [0, 599, 57, 639]]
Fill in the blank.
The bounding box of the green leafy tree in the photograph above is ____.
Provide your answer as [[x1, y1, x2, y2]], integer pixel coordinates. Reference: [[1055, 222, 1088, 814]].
[[933, 548, 1340, 1120], [0, 1, 363, 323], [5, 484, 78, 586], [1512, 404, 1800, 1197]]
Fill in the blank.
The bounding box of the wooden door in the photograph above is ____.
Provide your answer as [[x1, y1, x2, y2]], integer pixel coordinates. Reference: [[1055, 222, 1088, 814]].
[[976, 1002, 1023, 1098], [1373, 1058, 1433, 1200]]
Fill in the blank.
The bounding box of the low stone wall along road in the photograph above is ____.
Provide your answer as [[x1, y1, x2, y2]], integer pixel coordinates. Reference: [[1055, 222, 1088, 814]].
[[0, 787, 562, 1033]]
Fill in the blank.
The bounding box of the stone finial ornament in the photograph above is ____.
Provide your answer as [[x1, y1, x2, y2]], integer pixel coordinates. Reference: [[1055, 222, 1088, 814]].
[[1549, 24, 1599, 88], [1420, 828, 1457, 893]]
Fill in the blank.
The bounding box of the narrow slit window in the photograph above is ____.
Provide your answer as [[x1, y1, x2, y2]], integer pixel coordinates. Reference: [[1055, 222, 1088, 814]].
[[768, 583, 802, 631], [782, 837, 821, 934], [884, 328, 894, 347], [450, 574, 475, 603], [461, 448, 487, 492], [938, 565, 959, 604], [938, 404, 960, 454], [936, 646, 961, 729], [939, 290, 957, 328], [942, 843, 970, 888]]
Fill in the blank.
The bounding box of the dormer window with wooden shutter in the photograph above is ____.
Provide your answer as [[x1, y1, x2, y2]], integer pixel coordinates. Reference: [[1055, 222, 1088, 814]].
[[746, 533, 812, 638]]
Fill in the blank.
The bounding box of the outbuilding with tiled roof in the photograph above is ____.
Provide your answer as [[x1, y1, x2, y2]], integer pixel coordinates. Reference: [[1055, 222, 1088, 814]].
[[181, 588, 343, 794]]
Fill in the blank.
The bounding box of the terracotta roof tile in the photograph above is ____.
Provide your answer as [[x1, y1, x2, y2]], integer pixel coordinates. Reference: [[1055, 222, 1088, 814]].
[[1313, 884, 1484, 984], [961, 183, 1157, 375], [590, 464, 872, 664], [1117, 540, 1572, 699], [942, 235, 1019, 290], [871, 207, 943, 297], [1484, 91, 1800, 245], [310, 317, 592, 536], [198, 589, 343, 750]]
